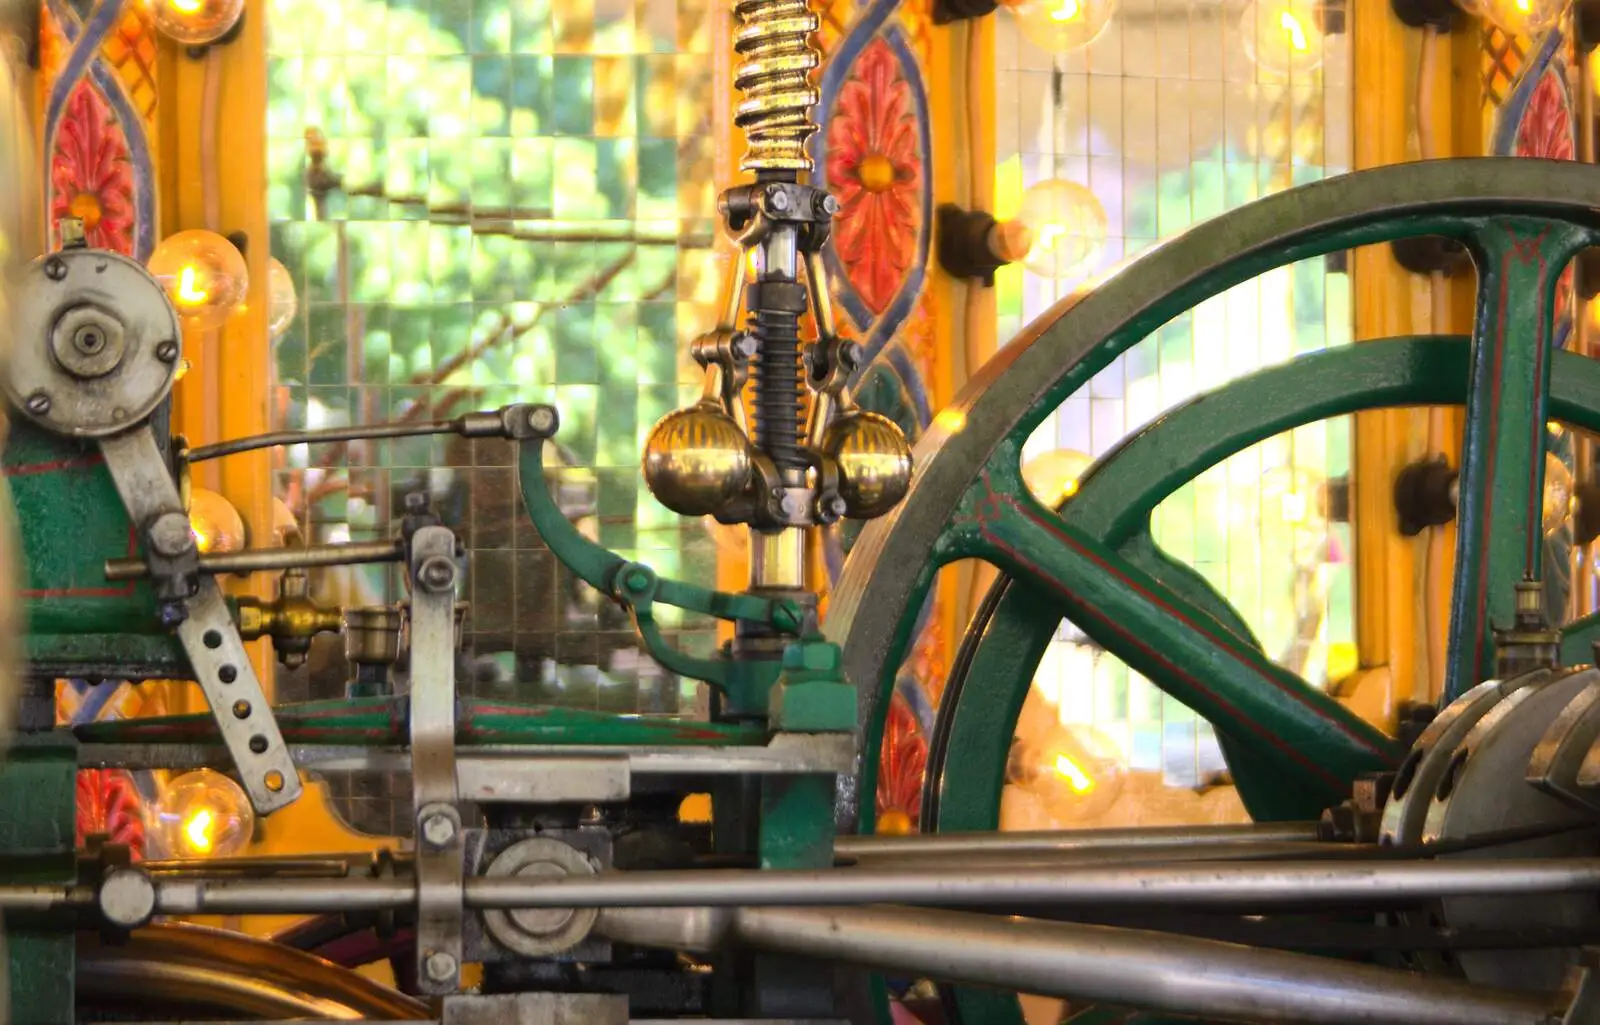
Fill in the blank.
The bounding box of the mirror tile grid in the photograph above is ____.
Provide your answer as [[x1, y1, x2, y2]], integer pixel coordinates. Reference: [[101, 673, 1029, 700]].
[[265, 0, 724, 727], [995, 0, 1355, 809]]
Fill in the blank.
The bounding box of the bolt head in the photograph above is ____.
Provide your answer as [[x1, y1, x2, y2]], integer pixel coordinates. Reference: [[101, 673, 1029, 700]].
[[421, 812, 457, 847], [155, 340, 180, 363], [25, 392, 50, 415], [731, 333, 758, 359], [424, 950, 459, 982], [767, 186, 791, 211], [44, 258, 67, 281], [99, 868, 156, 930], [624, 568, 651, 593], [818, 193, 841, 216], [527, 406, 557, 434]]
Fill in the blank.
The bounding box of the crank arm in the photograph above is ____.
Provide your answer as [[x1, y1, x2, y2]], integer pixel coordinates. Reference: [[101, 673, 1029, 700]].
[[98, 427, 302, 814]]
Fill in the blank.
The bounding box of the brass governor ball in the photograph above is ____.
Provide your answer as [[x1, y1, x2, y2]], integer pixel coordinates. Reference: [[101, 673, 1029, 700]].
[[822, 411, 913, 519], [643, 404, 752, 517]]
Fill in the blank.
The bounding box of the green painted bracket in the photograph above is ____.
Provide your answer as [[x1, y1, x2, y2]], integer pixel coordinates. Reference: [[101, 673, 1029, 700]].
[[516, 436, 801, 699]]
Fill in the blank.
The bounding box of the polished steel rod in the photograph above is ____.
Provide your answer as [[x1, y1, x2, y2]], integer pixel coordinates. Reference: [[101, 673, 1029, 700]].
[[468, 857, 1600, 908], [672, 905, 1560, 1025], [835, 822, 1320, 857], [105, 539, 402, 581], [113, 857, 1600, 916], [187, 420, 463, 462]]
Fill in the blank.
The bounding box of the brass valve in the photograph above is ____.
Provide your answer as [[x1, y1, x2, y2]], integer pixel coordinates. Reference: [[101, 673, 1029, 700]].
[[235, 566, 342, 669]]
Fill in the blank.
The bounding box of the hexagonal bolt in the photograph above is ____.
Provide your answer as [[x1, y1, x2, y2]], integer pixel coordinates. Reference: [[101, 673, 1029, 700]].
[[155, 340, 180, 363], [25, 392, 51, 416], [421, 811, 457, 848], [416, 557, 457, 593], [424, 950, 459, 983]]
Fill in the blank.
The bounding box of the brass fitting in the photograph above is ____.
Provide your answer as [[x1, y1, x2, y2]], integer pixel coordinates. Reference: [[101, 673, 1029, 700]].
[[235, 567, 342, 669]]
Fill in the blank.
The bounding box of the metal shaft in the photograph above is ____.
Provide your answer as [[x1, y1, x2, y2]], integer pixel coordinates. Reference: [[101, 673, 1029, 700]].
[[603, 904, 1558, 1025], [467, 857, 1600, 909], [835, 822, 1320, 858], [78, 857, 1600, 917], [105, 539, 402, 582]]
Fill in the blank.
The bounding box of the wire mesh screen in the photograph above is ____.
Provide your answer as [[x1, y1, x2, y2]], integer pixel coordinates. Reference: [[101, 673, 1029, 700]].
[[994, 0, 1355, 817], [264, 0, 725, 716]]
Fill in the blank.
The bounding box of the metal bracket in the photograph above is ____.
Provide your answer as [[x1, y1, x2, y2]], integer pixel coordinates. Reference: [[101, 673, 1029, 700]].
[[408, 523, 465, 995], [98, 427, 301, 814]]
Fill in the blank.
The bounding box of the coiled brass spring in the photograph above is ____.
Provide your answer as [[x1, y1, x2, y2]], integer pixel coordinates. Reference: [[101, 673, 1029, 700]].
[[732, 0, 821, 174]]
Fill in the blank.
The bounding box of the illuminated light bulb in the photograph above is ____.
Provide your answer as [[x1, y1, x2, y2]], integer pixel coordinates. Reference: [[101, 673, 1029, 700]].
[[149, 769, 254, 859], [1006, 722, 1124, 823], [148, 230, 248, 330], [1001, 0, 1119, 53], [150, 0, 245, 46], [1238, 0, 1325, 75], [1015, 179, 1108, 280], [1022, 448, 1093, 508], [876, 808, 914, 836], [188, 487, 246, 555], [1544, 452, 1575, 537], [267, 257, 297, 342], [1472, 0, 1562, 34]]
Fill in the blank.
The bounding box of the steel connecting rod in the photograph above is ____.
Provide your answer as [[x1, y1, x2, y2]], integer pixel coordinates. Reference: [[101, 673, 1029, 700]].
[[27, 855, 1600, 918]]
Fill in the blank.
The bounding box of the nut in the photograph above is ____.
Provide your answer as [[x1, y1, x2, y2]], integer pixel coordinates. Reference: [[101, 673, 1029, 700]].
[[424, 950, 458, 982], [421, 811, 457, 848]]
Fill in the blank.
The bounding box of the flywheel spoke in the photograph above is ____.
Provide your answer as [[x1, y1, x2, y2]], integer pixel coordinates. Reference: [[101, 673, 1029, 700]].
[[945, 460, 1400, 811], [1443, 220, 1594, 701]]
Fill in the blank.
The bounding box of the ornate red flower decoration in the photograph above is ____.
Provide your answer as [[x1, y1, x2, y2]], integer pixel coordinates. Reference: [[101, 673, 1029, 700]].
[[76, 769, 146, 859], [876, 691, 928, 830], [826, 38, 923, 316], [1513, 70, 1576, 330], [50, 81, 136, 254]]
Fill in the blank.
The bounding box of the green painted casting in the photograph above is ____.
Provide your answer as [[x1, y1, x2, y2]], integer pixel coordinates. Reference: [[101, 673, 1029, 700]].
[[517, 436, 799, 710], [768, 639, 858, 732], [1443, 221, 1591, 700], [73, 695, 765, 747], [5, 418, 190, 681], [0, 733, 78, 1025], [924, 336, 1600, 1025]]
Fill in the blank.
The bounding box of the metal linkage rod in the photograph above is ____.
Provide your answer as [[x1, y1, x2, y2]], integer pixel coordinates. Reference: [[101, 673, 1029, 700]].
[[187, 406, 543, 462], [606, 904, 1560, 1025], [465, 858, 1600, 909], [835, 822, 1321, 858], [105, 539, 402, 582], [51, 857, 1600, 918]]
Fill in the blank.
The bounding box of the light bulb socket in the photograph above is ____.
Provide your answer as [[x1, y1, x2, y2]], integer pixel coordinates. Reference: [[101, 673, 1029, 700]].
[[933, 0, 1000, 25], [1390, 234, 1471, 278], [1393, 455, 1458, 536], [226, 230, 249, 258], [1316, 0, 1350, 34], [1390, 0, 1458, 30], [1576, 247, 1600, 300], [1574, 481, 1600, 545], [1576, 0, 1600, 50], [936, 204, 1011, 287]]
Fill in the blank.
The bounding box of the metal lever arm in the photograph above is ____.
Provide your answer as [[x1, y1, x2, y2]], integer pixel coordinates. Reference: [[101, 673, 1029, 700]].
[[97, 427, 302, 814], [515, 417, 805, 691]]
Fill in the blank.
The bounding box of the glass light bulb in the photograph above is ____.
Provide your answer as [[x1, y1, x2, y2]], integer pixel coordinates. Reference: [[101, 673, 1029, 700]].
[[1478, 0, 1562, 34], [148, 769, 253, 859], [1006, 722, 1125, 823], [1002, 0, 1119, 54], [1016, 179, 1108, 280], [1022, 448, 1093, 508], [148, 230, 248, 330], [1544, 452, 1575, 537], [188, 487, 246, 554], [1238, 0, 1325, 75], [150, 0, 245, 46], [267, 257, 297, 342]]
